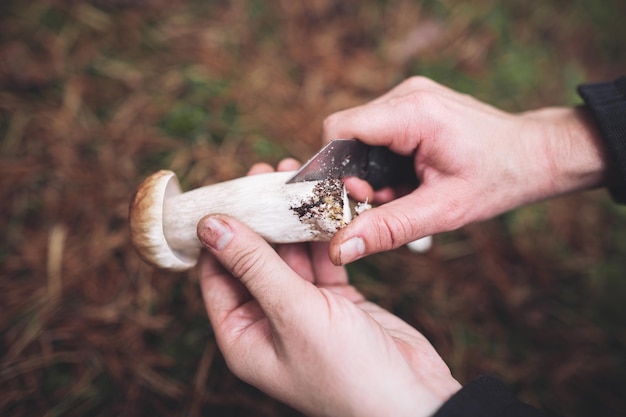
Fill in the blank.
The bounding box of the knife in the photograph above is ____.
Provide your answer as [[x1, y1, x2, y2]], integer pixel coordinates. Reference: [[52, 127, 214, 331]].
[[286, 139, 418, 190], [286, 139, 432, 253]]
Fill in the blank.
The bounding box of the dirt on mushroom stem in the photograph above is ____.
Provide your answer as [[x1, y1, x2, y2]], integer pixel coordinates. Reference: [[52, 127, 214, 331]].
[[290, 178, 349, 237]]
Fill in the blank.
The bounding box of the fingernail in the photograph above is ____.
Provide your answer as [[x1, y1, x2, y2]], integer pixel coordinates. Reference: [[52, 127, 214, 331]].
[[198, 217, 233, 251], [339, 237, 365, 264]]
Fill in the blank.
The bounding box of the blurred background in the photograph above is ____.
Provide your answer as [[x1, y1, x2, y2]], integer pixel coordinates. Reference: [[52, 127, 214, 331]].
[[1, 0, 625, 416]]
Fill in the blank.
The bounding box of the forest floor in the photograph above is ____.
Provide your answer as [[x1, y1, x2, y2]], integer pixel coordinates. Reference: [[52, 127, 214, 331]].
[[2, 0, 626, 416]]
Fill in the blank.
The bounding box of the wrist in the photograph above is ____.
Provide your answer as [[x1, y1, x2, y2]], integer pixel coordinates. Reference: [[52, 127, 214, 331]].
[[520, 107, 608, 201], [398, 373, 461, 417]]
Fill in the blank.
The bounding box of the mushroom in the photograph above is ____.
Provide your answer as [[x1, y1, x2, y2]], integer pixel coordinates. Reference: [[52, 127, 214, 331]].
[[129, 170, 351, 271]]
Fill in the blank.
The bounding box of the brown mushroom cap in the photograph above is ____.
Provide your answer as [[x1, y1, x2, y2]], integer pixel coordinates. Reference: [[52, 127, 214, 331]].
[[129, 170, 199, 271]]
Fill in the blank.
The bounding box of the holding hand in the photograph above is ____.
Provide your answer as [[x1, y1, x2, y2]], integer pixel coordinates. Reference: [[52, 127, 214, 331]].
[[197, 160, 461, 417], [323, 76, 607, 264]]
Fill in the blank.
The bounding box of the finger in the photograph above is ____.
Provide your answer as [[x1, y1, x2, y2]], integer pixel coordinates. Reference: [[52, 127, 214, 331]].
[[198, 251, 254, 325], [248, 162, 275, 175], [277, 158, 301, 172], [323, 99, 435, 155], [344, 177, 403, 205], [308, 242, 349, 286], [328, 182, 469, 265], [198, 249, 280, 390], [197, 214, 316, 322], [373, 187, 397, 203], [323, 84, 450, 154], [343, 177, 374, 203], [276, 243, 315, 283], [323, 76, 475, 146]]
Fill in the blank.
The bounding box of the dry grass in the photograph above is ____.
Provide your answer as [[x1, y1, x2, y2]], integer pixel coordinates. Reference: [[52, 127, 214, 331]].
[[1, 0, 626, 416]]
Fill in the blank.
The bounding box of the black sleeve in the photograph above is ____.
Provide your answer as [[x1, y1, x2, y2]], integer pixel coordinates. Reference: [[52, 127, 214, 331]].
[[577, 76, 626, 204], [432, 375, 547, 417]]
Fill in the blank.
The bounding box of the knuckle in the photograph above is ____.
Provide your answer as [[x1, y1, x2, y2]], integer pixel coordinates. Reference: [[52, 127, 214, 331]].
[[372, 211, 418, 250], [444, 197, 470, 230], [432, 194, 469, 232], [385, 94, 410, 110], [403, 75, 438, 91], [411, 90, 441, 112], [386, 86, 439, 116], [229, 246, 265, 282]]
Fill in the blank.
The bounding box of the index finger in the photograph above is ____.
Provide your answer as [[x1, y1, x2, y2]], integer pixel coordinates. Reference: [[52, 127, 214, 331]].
[[198, 251, 254, 325], [322, 78, 449, 153], [197, 215, 318, 324], [323, 98, 429, 156]]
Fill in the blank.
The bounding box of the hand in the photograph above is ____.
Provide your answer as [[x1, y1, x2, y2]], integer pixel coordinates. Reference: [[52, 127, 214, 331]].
[[196, 160, 461, 417], [323, 76, 608, 264]]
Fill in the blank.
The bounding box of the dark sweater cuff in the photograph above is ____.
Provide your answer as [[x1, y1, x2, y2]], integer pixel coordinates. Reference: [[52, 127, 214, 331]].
[[577, 77, 626, 204], [433, 375, 545, 417]]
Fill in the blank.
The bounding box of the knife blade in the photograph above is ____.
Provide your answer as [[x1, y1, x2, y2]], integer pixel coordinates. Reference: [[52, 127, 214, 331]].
[[286, 139, 418, 190]]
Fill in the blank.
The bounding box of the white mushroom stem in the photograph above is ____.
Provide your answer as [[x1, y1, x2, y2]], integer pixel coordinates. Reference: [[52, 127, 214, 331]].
[[130, 170, 351, 271]]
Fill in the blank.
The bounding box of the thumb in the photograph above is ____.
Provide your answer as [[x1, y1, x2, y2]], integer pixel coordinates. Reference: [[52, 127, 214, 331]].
[[197, 214, 314, 320], [329, 185, 466, 265]]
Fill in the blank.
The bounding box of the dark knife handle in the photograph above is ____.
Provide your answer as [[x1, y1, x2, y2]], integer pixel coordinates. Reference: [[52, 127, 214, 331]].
[[363, 146, 419, 190]]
